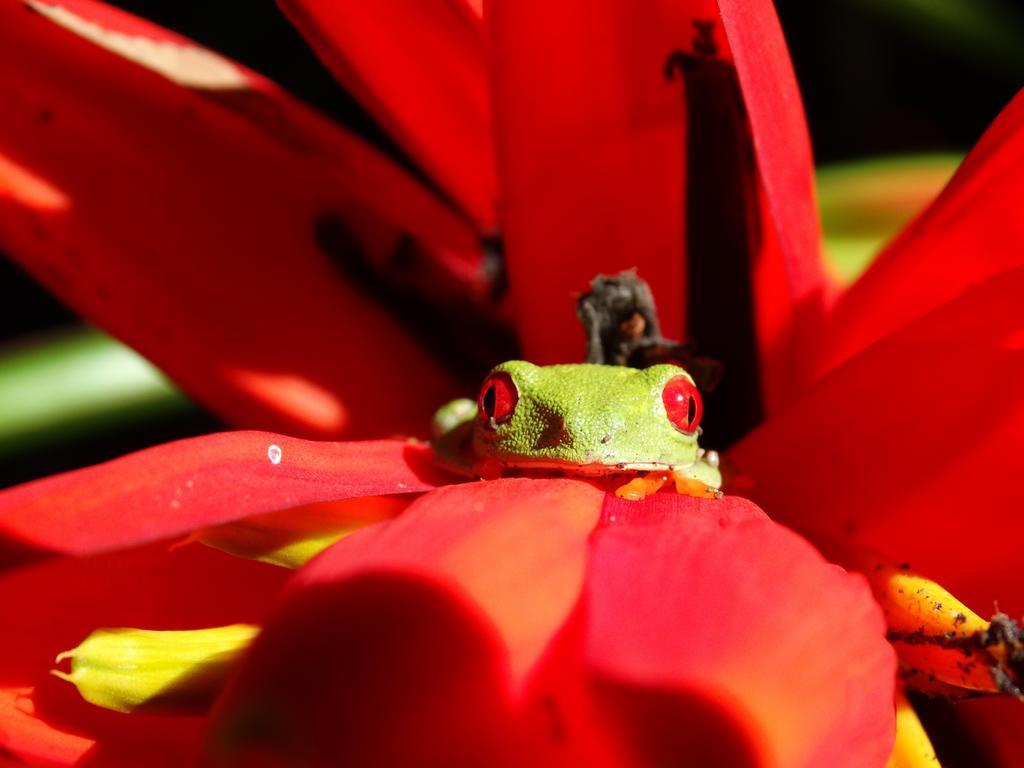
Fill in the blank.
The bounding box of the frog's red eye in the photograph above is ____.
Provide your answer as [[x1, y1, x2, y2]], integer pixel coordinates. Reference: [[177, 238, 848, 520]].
[[662, 375, 702, 434], [478, 372, 518, 426]]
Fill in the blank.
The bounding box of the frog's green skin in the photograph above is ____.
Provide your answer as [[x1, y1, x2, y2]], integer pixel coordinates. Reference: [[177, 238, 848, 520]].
[[431, 361, 721, 488]]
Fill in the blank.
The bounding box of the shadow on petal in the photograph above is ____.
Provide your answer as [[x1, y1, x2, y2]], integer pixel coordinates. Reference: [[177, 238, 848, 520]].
[[585, 494, 896, 767], [590, 677, 761, 767], [209, 574, 517, 767]]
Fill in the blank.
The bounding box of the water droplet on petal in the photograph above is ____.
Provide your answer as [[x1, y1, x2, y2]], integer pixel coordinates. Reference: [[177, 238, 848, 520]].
[[267, 444, 282, 465]]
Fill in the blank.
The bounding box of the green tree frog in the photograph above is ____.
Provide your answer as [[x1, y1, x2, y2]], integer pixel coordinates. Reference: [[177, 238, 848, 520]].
[[431, 361, 722, 500]]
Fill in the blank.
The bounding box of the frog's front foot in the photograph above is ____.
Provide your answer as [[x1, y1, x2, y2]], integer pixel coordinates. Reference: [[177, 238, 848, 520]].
[[614, 469, 723, 502], [614, 472, 670, 501], [671, 470, 723, 500]]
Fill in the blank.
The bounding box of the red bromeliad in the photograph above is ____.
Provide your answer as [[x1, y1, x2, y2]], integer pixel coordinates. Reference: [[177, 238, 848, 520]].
[[1, 0, 1023, 765]]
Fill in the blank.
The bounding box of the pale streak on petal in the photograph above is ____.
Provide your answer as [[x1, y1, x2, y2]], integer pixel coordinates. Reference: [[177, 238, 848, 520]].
[[0, 151, 70, 211], [224, 367, 349, 435], [26, 1, 249, 90]]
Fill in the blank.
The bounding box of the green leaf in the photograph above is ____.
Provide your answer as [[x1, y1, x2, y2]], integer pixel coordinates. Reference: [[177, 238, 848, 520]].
[[817, 153, 962, 283], [0, 327, 194, 456]]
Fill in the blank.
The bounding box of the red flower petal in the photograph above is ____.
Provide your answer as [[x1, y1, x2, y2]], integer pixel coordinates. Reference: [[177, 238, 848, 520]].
[[1, 542, 286, 765], [277, 0, 496, 227], [818, 88, 1024, 377], [579, 494, 895, 767], [732, 264, 1024, 616], [488, 0, 824, 416], [210, 483, 893, 766], [1, 544, 284, 682], [0, 433, 444, 566], [209, 478, 604, 766], [1, 687, 96, 767], [0, 0, 478, 438]]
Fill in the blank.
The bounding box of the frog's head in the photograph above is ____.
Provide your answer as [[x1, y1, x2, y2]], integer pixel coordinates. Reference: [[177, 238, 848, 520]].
[[471, 361, 705, 474]]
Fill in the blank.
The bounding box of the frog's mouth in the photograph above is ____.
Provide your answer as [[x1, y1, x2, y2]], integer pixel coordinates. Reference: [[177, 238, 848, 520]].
[[485, 458, 687, 476], [476, 447, 719, 479]]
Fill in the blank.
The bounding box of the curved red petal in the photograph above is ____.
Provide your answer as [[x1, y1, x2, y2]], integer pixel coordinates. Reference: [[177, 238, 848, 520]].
[[1, 542, 286, 765], [210, 483, 893, 766], [0, 433, 444, 565], [209, 478, 603, 765], [715, 0, 828, 409], [818, 88, 1024, 377], [488, 0, 824, 415], [579, 494, 895, 767], [277, 0, 496, 227], [1, 687, 96, 767], [0, 0, 479, 438], [1, 544, 285, 685], [732, 264, 1024, 616]]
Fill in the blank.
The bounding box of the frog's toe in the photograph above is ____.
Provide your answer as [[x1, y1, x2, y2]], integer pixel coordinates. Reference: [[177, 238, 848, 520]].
[[672, 473, 722, 500], [614, 473, 669, 501]]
